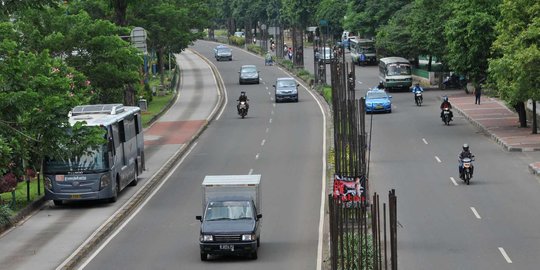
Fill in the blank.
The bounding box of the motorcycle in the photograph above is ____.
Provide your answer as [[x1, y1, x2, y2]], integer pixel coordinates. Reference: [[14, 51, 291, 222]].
[[414, 91, 423, 106], [442, 107, 452, 125], [460, 156, 475, 185], [238, 101, 248, 118], [442, 74, 466, 89]]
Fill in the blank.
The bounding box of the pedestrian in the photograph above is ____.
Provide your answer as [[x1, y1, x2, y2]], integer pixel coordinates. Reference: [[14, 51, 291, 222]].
[[474, 82, 482, 105]]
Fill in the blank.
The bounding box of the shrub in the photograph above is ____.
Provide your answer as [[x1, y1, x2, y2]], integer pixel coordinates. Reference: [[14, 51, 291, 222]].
[[247, 44, 262, 55], [230, 36, 245, 46], [0, 205, 13, 227]]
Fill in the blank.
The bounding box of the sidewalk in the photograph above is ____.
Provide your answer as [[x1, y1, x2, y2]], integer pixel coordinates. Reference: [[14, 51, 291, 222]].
[[447, 92, 540, 176]]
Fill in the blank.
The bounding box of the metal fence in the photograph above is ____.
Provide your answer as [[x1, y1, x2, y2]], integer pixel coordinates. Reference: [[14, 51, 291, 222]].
[[329, 190, 397, 270], [328, 47, 398, 269]]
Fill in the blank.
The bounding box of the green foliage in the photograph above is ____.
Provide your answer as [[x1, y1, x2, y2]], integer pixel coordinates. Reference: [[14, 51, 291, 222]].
[[0, 205, 13, 227], [444, 0, 501, 83], [315, 0, 346, 38], [338, 232, 374, 270], [489, 0, 540, 105], [247, 44, 263, 55], [375, 3, 416, 59], [230, 36, 246, 46], [280, 0, 318, 27], [345, 0, 411, 38]]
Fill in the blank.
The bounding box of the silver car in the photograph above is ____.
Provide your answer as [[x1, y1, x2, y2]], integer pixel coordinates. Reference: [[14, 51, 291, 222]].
[[239, 65, 260, 84], [273, 77, 299, 102], [215, 47, 232, 61]]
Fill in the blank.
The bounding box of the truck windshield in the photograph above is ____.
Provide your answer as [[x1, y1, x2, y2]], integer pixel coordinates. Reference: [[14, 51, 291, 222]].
[[44, 144, 109, 174], [205, 201, 254, 221]]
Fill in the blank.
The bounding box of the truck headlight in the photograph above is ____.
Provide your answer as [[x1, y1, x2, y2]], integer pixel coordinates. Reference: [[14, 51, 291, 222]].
[[201, 235, 213, 242], [99, 174, 111, 190], [242, 234, 255, 241]]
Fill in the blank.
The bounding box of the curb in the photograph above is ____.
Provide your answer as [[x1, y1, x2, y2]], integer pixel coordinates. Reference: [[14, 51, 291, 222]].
[[58, 49, 226, 269], [444, 96, 523, 152]]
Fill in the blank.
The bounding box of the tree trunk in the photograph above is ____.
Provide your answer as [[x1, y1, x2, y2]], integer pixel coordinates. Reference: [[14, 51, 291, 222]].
[[112, 0, 128, 26], [533, 100, 537, 134], [514, 101, 527, 128], [158, 47, 165, 87], [427, 55, 432, 72], [124, 84, 136, 106]]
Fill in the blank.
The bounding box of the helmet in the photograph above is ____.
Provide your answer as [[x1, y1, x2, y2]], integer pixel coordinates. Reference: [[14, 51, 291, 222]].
[[415, 82, 420, 86], [443, 96, 449, 102], [240, 91, 246, 96], [463, 144, 469, 151]]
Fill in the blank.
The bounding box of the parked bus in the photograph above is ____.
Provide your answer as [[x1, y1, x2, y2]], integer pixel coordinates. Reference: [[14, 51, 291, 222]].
[[378, 57, 413, 91], [350, 38, 377, 65], [44, 104, 145, 205]]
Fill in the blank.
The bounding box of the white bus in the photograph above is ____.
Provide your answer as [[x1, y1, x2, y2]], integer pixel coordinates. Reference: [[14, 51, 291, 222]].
[[350, 38, 376, 65], [44, 104, 145, 205], [378, 57, 413, 90]]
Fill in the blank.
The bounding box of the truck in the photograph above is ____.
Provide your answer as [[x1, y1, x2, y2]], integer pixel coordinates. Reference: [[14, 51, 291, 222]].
[[195, 175, 262, 261]]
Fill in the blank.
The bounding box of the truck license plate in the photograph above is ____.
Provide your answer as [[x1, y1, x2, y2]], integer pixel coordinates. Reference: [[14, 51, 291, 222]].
[[220, 244, 234, 251], [71, 194, 81, 199]]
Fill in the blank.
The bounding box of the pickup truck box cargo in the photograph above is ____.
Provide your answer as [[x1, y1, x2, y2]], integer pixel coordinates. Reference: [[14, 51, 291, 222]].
[[196, 175, 262, 261]]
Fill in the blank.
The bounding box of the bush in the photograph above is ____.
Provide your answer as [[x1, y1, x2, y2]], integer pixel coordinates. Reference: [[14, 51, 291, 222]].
[[230, 36, 245, 46], [0, 204, 13, 227], [247, 44, 263, 55]]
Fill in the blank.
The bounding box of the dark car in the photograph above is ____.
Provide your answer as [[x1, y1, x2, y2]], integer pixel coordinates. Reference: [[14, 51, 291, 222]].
[[239, 65, 259, 84], [197, 200, 261, 260], [273, 77, 299, 102], [215, 47, 232, 61]]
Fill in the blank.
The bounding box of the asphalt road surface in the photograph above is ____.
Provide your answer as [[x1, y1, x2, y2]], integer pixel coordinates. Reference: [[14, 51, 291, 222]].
[[79, 40, 327, 270]]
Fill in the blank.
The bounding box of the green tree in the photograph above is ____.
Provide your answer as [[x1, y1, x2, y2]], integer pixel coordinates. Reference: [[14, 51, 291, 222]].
[[408, 0, 451, 70], [375, 4, 416, 59], [128, 0, 210, 85], [444, 0, 501, 85], [0, 22, 105, 179], [345, 0, 411, 38], [0, 0, 57, 16], [15, 7, 142, 104], [315, 0, 347, 39], [489, 0, 540, 132]]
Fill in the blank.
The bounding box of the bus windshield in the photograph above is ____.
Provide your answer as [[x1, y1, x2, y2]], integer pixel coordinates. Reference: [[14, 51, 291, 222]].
[[45, 144, 109, 174], [387, 63, 411, 76]]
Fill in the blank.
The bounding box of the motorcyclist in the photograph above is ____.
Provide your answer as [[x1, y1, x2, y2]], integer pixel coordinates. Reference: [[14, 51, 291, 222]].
[[440, 96, 453, 120], [237, 91, 249, 113], [411, 82, 424, 103], [377, 81, 385, 91], [458, 144, 474, 179]]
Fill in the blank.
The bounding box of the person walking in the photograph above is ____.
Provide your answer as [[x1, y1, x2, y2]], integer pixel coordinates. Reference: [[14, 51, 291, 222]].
[[474, 82, 482, 105]]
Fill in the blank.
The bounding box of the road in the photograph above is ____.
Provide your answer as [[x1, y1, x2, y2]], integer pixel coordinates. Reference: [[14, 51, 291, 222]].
[[79, 40, 327, 270]]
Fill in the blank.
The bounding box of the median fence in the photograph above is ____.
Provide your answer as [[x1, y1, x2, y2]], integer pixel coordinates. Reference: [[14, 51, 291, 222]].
[[328, 52, 398, 269]]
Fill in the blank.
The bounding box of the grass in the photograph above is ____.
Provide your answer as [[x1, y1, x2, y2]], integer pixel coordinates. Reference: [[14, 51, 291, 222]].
[[141, 92, 175, 128], [0, 179, 42, 213]]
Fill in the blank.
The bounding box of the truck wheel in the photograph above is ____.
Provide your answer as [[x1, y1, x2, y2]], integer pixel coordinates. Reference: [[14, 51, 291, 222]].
[[53, 200, 63, 206], [200, 253, 208, 261], [251, 251, 258, 260]]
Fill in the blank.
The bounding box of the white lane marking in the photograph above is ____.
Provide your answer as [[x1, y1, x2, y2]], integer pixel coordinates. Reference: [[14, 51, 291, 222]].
[[498, 247, 513, 263], [422, 138, 428, 145], [273, 103, 276, 108], [265, 127, 269, 133], [268, 91, 271, 95], [269, 118, 272, 123], [357, 80, 363, 84], [435, 156, 441, 163], [255, 153, 260, 160], [248, 168, 253, 175], [261, 139, 266, 146], [470, 207, 481, 219], [271, 110, 274, 115], [450, 177, 458, 186], [76, 142, 198, 270], [266, 87, 269, 90]]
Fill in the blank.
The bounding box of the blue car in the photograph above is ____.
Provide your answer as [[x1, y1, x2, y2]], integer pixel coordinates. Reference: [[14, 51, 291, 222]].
[[365, 89, 392, 113]]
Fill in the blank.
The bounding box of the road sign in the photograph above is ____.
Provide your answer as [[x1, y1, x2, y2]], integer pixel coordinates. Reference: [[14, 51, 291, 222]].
[[131, 27, 147, 53], [319, 19, 328, 26]]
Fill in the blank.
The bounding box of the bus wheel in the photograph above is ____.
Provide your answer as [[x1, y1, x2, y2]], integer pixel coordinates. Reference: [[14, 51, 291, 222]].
[[109, 178, 119, 203], [53, 200, 63, 206]]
